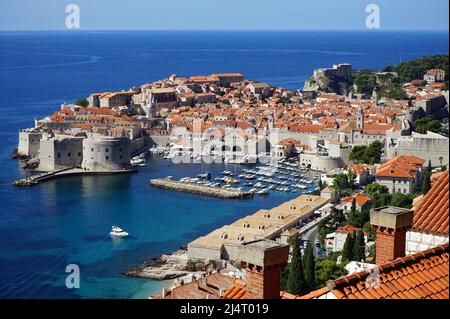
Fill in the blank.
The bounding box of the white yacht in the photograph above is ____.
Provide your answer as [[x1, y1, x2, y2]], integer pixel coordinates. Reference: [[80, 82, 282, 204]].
[[109, 226, 129, 238]]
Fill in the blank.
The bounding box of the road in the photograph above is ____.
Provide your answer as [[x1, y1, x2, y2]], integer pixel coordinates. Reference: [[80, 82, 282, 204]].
[[301, 225, 319, 257]]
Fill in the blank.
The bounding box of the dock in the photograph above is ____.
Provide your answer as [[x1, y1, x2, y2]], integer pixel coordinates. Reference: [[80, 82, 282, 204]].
[[13, 167, 136, 187], [150, 178, 253, 199]]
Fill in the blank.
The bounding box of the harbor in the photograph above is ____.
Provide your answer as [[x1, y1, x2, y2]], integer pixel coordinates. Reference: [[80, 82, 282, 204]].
[[149, 154, 319, 198]]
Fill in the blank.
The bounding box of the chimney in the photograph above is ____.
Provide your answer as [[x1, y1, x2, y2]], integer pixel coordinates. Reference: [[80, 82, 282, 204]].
[[239, 239, 289, 299], [370, 206, 413, 265]]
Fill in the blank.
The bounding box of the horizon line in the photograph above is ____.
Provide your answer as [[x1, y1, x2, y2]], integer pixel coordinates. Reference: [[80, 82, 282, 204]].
[[0, 28, 449, 32]]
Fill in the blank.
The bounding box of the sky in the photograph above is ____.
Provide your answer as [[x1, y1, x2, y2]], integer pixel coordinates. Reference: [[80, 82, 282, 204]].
[[0, 0, 448, 31]]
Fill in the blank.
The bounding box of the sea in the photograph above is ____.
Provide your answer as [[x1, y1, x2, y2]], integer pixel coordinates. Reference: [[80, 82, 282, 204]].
[[0, 30, 448, 298]]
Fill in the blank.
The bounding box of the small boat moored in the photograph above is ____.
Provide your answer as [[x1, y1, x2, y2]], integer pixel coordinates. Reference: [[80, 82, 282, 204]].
[[110, 226, 129, 238]]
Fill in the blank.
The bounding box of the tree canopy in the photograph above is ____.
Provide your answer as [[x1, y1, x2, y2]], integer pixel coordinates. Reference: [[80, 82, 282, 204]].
[[349, 141, 383, 164], [315, 260, 347, 287], [383, 55, 449, 83], [318, 207, 346, 248], [74, 98, 89, 107], [414, 116, 442, 134]]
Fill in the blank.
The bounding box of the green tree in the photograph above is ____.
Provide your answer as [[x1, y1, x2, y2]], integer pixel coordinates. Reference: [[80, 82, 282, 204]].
[[280, 266, 289, 291], [303, 242, 316, 291], [315, 260, 348, 288], [363, 221, 376, 241], [350, 198, 356, 215], [349, 145, 367, 163], [414, 116, 442, 134], [365, 183, 391, 208], [74, 98, 89, 107], [342, 233, 355, 261], [348, 207, 371, 228], [364, 140, 382, 164], [353, 231, 366, 262], [422, 172, 432, 195], [383, 55, 449, 83], [318, 207, 346, 247], [286, 234, 307, 295], [390, 192, 413, 208]]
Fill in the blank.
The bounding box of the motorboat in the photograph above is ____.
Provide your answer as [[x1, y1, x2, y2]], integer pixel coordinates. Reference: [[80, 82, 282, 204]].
[[198, 172, 211, 180], [110, 226, 129, 238], [256, 188, 270, 195]]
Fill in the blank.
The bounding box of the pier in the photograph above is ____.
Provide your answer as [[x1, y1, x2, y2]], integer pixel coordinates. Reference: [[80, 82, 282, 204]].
[[13, 167, 136, 187], [150, 178, 254, 199]]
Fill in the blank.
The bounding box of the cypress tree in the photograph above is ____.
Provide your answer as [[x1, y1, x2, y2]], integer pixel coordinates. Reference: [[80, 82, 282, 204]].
[[422, 172, 432, 194], [303, 242, 316, 291], [351, 198, 356, 215], [342, 232, 355, 261], [353, 231, 366, 262], [286, 234, 307, 295]]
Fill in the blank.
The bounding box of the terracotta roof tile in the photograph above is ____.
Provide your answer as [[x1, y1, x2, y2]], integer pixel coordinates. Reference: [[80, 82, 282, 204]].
[[300, 243, 449, 299], [412, 171, 449, 235]]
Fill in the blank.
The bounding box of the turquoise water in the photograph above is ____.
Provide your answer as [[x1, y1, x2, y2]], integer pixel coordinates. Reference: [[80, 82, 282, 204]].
[[0, 30, 448, 298]]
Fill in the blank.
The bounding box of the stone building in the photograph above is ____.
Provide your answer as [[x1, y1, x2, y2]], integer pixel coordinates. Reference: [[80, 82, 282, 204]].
[[81, 135, 131, 171], [375, 155, 425, 194], [17, 129, 43, 157], [386, 129, 449, 167], [99, 91, 135, 108], [38, 134, 84, 171], [188, 195, 329, 261], [423, 69, 446, 84]]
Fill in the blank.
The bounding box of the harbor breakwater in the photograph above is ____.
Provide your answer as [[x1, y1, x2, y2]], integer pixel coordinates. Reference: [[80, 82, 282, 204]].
[[150, 178, 253, 199]]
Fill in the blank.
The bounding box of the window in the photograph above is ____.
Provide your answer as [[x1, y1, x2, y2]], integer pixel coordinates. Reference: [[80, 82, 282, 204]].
[[78, 152, 82, 157], [57, 153, 61, 158], [67, 152, 71, 157], [105, 148, 109, 153], [106, 156, 109, 160], [91, 148, 94, 152]]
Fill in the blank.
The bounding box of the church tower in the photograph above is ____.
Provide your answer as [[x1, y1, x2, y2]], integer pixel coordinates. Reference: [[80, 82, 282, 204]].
[[268, 113, 274, 131], [371, 86, 379, 107], [356, 106, 364, 130]]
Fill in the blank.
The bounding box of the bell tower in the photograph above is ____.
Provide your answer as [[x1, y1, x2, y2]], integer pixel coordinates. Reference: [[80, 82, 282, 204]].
[[356, 106, 364, 130]]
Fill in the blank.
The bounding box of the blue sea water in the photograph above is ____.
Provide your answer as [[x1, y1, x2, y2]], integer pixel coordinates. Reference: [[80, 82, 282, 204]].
[[0, 30, 448, 298]]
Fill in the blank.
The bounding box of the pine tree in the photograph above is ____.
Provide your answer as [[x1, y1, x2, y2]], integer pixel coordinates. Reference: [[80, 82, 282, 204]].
[[422, 171, 432, 195], [353, 231, 366, 262], [427, 160, 433, 173], [351, 198, 356, 215], [342, 232, 355, 261], [286, 234, 307, 295], [303, 242, 316, 291]]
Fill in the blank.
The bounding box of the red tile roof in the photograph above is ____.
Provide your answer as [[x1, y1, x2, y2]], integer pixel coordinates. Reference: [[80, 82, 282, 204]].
[[341, 193, 371, 207], [302, 243, 449, 299], [222, 279, 247, 299], [151, 272, 236, 299], [376, 155, 425, 179], [412, 171, 449, 236]]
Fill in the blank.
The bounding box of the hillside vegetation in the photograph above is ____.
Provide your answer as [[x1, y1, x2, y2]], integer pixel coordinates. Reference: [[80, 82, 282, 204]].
[[383, 54, 449, 83]]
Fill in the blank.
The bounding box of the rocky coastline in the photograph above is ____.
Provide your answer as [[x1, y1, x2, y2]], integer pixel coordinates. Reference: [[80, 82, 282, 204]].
[[125, 249, 212, 281]]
